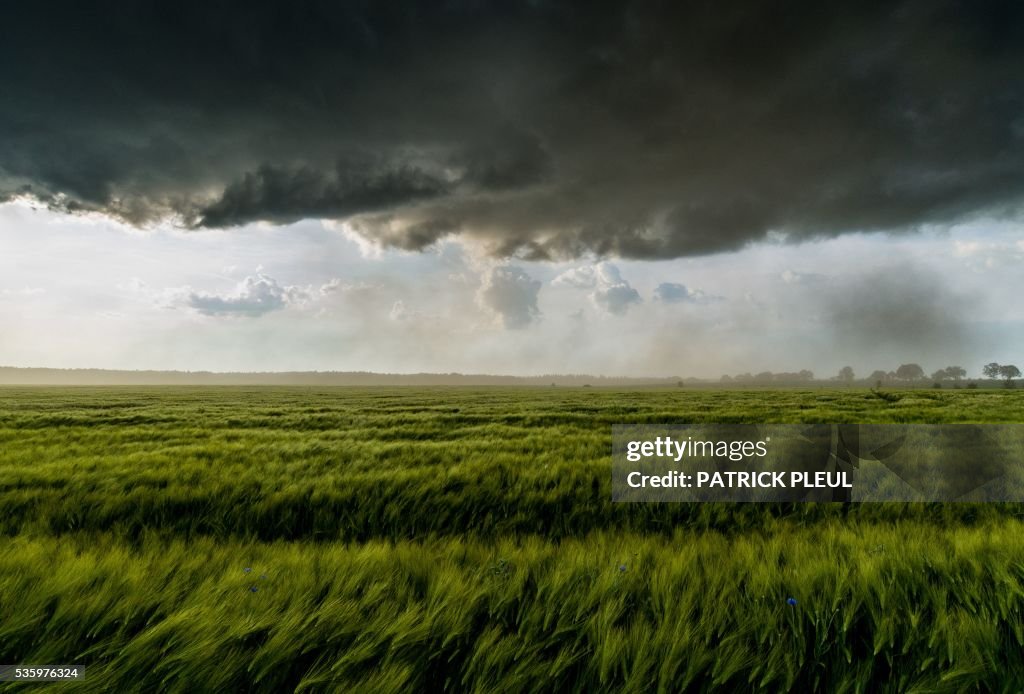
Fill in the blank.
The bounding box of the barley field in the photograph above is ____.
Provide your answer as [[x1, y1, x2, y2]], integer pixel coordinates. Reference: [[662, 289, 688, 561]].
[[1, 387, 1023, 692]]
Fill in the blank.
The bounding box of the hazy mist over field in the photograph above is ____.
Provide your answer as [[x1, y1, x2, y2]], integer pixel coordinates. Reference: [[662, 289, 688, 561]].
[[2, 1, 1023, 378]]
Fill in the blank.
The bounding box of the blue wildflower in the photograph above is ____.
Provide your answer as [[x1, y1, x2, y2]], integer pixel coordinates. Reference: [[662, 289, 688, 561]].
[[250, 586, 259, 593], [243, 567, 252, 573], [787, 597, 798, 606], [618, 564, 627, 572]]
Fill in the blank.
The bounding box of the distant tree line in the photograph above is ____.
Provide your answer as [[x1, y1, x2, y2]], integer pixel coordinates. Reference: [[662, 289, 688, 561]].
[[718, 362, 1020, 387], [862, 362, 1018, 387], [720, 370, 815, 384], [982, 363, 1022, 387]]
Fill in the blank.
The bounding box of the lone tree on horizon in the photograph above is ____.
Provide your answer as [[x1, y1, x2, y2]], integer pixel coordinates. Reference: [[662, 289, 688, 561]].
[[945, 366, 966, 382], [999, 365, 1021, 388], [838, 366, 855, 382], [983, 362, 1002, 380], [896, 363, 925, 381]]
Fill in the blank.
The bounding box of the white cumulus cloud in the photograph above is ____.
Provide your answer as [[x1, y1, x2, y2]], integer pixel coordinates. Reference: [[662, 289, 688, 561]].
[[653, 282, 722, 304], [477, 265, 541, 329], [555, 262, 641, 315], [551, 265, 598, 289], [183, 273, 311, 317]]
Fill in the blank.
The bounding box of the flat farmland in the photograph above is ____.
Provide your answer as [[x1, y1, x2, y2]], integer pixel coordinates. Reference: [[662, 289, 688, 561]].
[[1, 387, 1023, 692]]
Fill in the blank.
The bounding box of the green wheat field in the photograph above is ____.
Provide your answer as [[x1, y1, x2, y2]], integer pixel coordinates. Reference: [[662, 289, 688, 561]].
[[1, 387, 1023, 692]]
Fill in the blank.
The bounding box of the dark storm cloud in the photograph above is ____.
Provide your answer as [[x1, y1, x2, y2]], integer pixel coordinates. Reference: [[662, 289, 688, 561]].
[[2, 1, 1024, 257], [195, 158, 452, 228]]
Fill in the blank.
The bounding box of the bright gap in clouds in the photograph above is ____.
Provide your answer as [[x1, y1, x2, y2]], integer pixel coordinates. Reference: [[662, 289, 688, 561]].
[[1, 202, 1022, 378]]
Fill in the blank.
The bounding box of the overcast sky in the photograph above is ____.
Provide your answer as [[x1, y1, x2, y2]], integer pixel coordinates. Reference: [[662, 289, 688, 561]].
[[1, 1, 1023, 377]]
